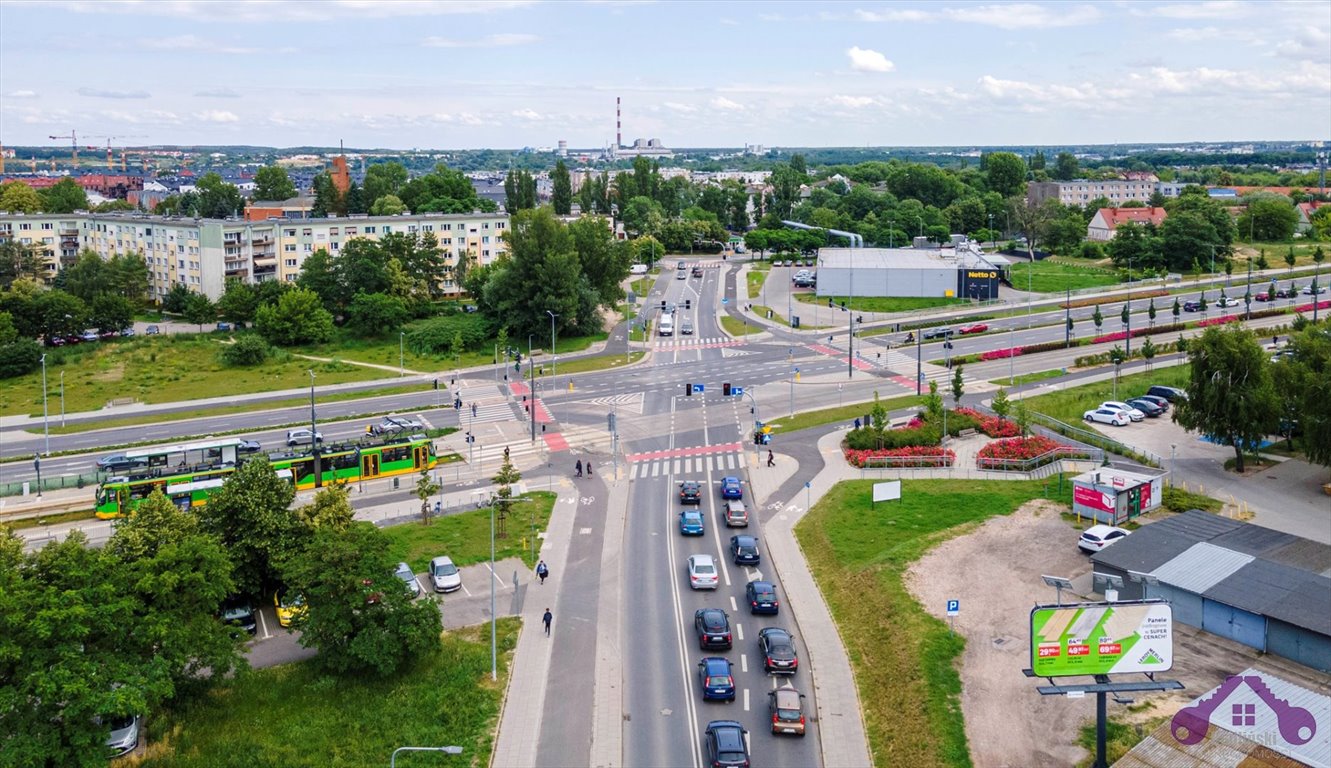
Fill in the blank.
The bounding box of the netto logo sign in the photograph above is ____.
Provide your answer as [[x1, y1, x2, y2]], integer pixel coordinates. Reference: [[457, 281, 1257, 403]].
[[966, 270, 998, 279]]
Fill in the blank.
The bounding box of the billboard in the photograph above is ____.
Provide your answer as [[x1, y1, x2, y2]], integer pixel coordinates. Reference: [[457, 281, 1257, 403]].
[[1073, 484, 1115, 514], [1030, 601, 1173, 677]]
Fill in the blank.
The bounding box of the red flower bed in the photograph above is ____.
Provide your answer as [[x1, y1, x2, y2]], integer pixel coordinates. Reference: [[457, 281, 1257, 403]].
[[1196, 314, 1242, 328], [1294, 299, 1331, 313], [954, 408, 1021, 438], [979, 347, 1023, 361], [977, 435, 1069, 461], [844, 446, 956, 468], [1092, 322, 1187, 345]]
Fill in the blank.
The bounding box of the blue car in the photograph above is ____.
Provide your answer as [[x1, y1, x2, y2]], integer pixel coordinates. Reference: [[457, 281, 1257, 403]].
[[679, 509, 705, 536], [698, 657, 736, 701], [745, 580, 780, 615], [730, 535, 760, 566], [720, 476, 743, 500]]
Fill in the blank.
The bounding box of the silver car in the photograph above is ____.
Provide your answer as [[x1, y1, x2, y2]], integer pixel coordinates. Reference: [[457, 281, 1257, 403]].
[[429, 556, 462, 593], [285, 428, 323, 447], [104, 714, 141, 757], [688, 554, 719, 590], [393, 562, 422, 599]]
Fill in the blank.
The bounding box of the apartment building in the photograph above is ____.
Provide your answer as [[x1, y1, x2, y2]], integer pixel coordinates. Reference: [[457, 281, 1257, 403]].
[[1028, 179, 1159, 206], [0, 211, 509, 301]]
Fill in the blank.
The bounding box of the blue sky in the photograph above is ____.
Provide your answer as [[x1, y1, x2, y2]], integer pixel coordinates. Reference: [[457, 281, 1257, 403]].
[[1, 0, 1328, 150]]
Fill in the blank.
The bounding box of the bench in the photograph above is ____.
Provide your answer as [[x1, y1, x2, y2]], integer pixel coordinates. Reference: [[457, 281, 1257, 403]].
[[957, 428, 978, 438], [105, 397, 137, 408]]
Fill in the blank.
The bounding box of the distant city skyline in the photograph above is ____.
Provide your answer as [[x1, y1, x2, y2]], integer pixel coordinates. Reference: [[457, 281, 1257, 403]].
[[1, 0, 1328, 150]]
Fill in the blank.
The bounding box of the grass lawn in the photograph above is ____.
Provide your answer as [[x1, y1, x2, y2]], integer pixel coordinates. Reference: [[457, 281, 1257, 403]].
[[2, 509, 96, 530], [769, 394, 923, 434], [720, 315, 761, 336], [0, 336, 388, 418], [297, 329, 606, 372], [794, 293, 964, 313], [750, 304, 791, 327], [382, 491, 556, 572], [989, 369, 1068, 387], [795, 479, 1073, 768], [1020, 365, 1190, 426], [630, 277, 654, 297], [1009, 260, 1123, 294], [538, 351, 644, 377], [746, 270, 767, 299], [139, 619, 518, 768]]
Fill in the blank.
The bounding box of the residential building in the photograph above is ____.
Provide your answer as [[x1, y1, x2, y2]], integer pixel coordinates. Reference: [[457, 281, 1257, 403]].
[[245, 196, 317, 221], [1086, 207, 1169, 241], [1028, 179, 1157, 206], [0, 210, 509, 301]]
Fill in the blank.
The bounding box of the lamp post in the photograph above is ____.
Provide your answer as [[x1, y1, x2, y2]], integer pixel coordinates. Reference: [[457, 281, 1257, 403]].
[[528, 334, 536, 442], [1125, 256, 1132, 357], [916, 216, 923, 239], [40, 354, 49, 456], [59, 371, 65, 427], [547, 310, 558, 385], [390, 746, 463, 767], [309, 369, 321, 489], [399, 331, 405, 377], [989, 213, 995, 249], [1170, 443, 1177, 488]]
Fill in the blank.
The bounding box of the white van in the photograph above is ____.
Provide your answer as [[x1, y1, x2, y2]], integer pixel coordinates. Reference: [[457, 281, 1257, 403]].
[[630, 263, 648, 275], [658, 314, 674, 336]]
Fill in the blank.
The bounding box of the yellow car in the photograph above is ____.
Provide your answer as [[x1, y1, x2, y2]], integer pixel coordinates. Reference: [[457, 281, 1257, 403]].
[[274, 589, 307, 628]]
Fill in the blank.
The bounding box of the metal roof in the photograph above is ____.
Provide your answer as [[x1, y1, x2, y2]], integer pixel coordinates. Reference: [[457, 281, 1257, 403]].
[[1202, 559, 1331, 633], [1149, 509, 1245, 540], [1152, 542, 1254, 593]]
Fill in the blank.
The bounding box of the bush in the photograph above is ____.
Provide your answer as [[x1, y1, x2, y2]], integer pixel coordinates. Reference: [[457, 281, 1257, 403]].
[[220, 334, 271, 366], [407, 314, 494, 355], [977, 436, 1073, 462], [844, 446, 955, 468], [0, 338, 42, 379], [845, 423, 942, 450], [953, 407, 1021, 437], [255, 288, 334, 347]]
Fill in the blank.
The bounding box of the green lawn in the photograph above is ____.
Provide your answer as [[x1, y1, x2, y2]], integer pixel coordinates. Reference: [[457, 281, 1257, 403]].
[[630, 277, 654, 297], [720, 315, 761, 336], [538, 352, 644, 377], [381, 491, 556, 572], [139, 619, 517, 767], [794, 479, 1073, 768], [769, 394, 923, 434], [795, 293, 964, 313], [297, 329, 607, 373], [989, 369, 1067, 387], [0, 337, 388, 418], [1008, 260, 1122, 293], [746, 270, 767, 299], [1021, 364, 1191, 426]]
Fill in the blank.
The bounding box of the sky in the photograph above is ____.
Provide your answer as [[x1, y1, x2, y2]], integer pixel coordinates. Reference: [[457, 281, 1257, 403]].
[[1, 0, 1329, 150]]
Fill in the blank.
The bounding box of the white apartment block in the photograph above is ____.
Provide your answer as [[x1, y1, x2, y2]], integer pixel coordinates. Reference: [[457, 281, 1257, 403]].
[[1028, 179, 1157, 206], [0, 211, 509, 301]]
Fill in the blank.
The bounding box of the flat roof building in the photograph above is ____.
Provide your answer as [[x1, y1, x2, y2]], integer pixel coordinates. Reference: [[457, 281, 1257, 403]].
[[814, 239, 1010, 300]]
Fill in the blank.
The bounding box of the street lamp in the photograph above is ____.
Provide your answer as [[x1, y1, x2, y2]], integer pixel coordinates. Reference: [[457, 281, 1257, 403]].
[[390, 746, 463, 767], [547, 310, 558, 385], [59, 371, 65, 428], [309, 369, 321, 489], [399, 331, 405, 377], [40, 354, 49, 456], [988, 213, 995, 249]]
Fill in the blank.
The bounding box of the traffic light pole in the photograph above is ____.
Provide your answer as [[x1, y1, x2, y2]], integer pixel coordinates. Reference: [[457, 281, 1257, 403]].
[[528, 335, 536, 443]]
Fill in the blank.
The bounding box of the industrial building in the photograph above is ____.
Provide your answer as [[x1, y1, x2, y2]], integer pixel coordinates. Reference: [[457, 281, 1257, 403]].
[[1071, 467, 1165, 525], [813, 238, 1009, 300], [1091, 509, 1331, 672]]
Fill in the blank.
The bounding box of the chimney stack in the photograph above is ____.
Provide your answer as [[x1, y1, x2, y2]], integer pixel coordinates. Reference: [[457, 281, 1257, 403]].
[[616, 97, 622, 150]]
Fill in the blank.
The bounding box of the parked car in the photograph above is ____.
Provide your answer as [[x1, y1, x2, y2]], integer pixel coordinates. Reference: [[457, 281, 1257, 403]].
[[104, 714, 142, 758], [237, 439, 263, 454], [679, 509, 705, 536], [1276, 287, 1295, 299], [958, 323, 989, 335], [99, 329, 119, 340], [745, 580, 780, 614], [704, 720, 750, 768], [393, 562, 422, 599], [285, 428, 323, 447], [43, 335, 67, 347], [922, 326, 955, 340], [768, 685, 807, 736], [429, 556, 462, 593], [1079, 525, 1131, 553], [1135, 394, 1170, 412], [694, 608, 732, 650], [145, 324, 160, 335], [216, 322, 233, 332], [1215, 296, 1239, 308], [758, 627, 799, 674], [730, 534, 761, 566], [687, 554, 719, 590], [679, 480, 702, 505], [80, 330, 99, 342], [273, 589, 306, 628], [219, 597, 257, 636], [1125, 398, 1164, 418], [1100, 401, 1145, 422], [1146, 385, 1188, 403], [723, 500, 748, 528], [772, 260, 784, 267], [1254, 290, 1273, 302], [1182, 300, 1202, 312], [1303, 284, 1328, 295], [1083, 408, 1130, 427], [719, 476, 743, 500], [697, 657, 736, 701], [97, 454, 149, 473]]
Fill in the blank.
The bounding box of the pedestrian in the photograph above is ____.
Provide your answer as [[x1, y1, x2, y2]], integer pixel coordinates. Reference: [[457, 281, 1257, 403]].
[[853, 417, 861, 430], [575, 459, 583, 478], [537, 560, 549, 585], [471, 402, 478, 417], [1273, 335, 1279, 347], [434, 500, 442, 517], [543, 608, 553, 636], [767, 450, 775, 467], [586, 461, 594, 476]]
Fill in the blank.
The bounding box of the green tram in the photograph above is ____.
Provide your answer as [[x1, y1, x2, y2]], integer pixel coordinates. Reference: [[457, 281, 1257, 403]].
[[95, 434, 438, 519]]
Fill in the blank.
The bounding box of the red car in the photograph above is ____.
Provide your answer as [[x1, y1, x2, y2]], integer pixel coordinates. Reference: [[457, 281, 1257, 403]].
[[959, 323, 989, 335]]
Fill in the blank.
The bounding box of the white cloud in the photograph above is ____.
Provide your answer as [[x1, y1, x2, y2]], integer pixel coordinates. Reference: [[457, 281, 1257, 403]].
[[846, 46, 894, 73], [140, 34, 257, 54], [78, 87, 150, 99], [664, 101, 698, 113], [511, 108, 543, 120], [38, 0, 536, 22], [854, 8, 931, 22], [718, 17, 738, 25], [710, 96, 744, 110], [194, 110, 239, 123], [194, 88, 240, 98], [1135, 1, 1249, 19], [1274, 27, 1331, 63], [422, 33, 538, 48], [5, 90, 38, 98], [943, 3, 1101, 29], [829, 95, 876, 108]]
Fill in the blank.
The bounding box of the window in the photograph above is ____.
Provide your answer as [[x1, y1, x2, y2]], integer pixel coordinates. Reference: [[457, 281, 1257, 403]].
[[442, 237, 452, 245], [383, 225, 391, 233], [285, 259, 297, 267], [482, 236, 490, 244], [330, 241, 339, 250], [19, 223, 30, 230], [41, 222, 53, 230], [495, 222, 505, 229], [345, 226, 357, 235], [364, 226, 376, 234], [285, 244, 296, 252], [330, 227, 339, 236], [284, 229, 296, 237], [422, 224, 432, 232], [441, 223, 452, 231], [408, 225, 418, 233], [302, 228, 312, 236], [482, 222, 490, 229], [303, 243, 312, 252]]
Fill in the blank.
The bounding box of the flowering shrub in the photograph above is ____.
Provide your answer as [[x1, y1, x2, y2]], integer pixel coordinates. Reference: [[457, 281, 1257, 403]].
[[845, 423, 941, 450], [1061, 289, 1168, 310], [844, 446, 956, 468], [1092, 322, 1186, 344], [1294, 299, 1331, 313], [953, 408, 1021, 438], [977, 436, 1067, 461], [980, 347, 1023, 361], [1196, 314, 1242, 328]]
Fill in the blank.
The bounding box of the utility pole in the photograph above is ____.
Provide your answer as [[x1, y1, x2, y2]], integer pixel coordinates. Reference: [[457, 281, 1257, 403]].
[[1064, 287, 1071, 348], [529, 335, 536, 442], [309, 370, 321, 488]]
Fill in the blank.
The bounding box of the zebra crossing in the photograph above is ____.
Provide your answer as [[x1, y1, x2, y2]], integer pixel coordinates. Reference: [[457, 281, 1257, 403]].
[[460, 398, 521, 424], [652, 335, 742, 350], [628, 450, 745, 479]]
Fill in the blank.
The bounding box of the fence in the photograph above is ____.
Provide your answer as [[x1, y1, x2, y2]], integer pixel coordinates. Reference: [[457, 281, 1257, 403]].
[[0, 472, 101, 498], [854, 454, 955, 469], [1028, 412, 1162, 468], [975, 445, 1104, 472]]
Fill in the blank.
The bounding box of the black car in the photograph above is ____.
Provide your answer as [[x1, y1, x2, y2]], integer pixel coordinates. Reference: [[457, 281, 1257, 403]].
[[745, 580, 780, 614], [679, 480, 702, 505], [1146, 385, 1188, 403], [704, 720, 750, 768], [1182, 300, 1202, 312], [220, 598, 257, 636], [694, 608, 733, 650], [97, 454, 149, 474], [922, 326, 954, 340], [758, 627, 799, 674], [1126, 398, 1164, 418], [730, 535, 760, 566], [237, 439, 263, 454]]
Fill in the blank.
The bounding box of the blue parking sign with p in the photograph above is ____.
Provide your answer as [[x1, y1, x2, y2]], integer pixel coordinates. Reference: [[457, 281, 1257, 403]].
[[946, 600, 960, 616]]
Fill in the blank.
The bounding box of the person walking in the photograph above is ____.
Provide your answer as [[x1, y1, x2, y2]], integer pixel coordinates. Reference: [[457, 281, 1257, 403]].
[[536, 560, 549, 585], [543, 608, 553, 637], [853, 417, 861, 430], [586, 461, 593, 477], [575, 459, 583, 478], [766, 450, 775, 468]]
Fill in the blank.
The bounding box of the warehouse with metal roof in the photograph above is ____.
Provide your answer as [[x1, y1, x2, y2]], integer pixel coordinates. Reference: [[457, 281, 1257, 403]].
[[1092, 509, 1331, 673]]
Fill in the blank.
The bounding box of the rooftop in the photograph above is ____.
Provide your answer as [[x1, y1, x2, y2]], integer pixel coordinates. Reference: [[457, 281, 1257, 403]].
[[817, 244, 1008, 271]]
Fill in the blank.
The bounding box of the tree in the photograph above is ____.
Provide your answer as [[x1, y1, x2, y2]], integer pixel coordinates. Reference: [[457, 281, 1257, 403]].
[[984, 152, 1026, 197], [416, 468, 440, 525], [1237, 194, 1299, 242], [503, 169, 538, 212], [400, 163, 496, 214], [1147, 298, 1157, 328], [161, 283, 193, 314], [253, 165, 298, 201], [62, 250, 108, 302], [369, 194, 406, 216], [296, 485, 356, 532], [491, 443, 523, 535], [346, 292, 409, 337], [1092, 305, 1104, 333], [362, 162, 409, 208], [311, 170, 343, 218], [182, 291, 216, 331], [1052, 152, 1079, 181], [1008, 196, 1058, 258], [1172, 297, 1181, 322], [196, 458, 300, 597], [1106, 221, 1161, 271], [551, 160, 572, 215], [32, 289, 88, 339], [90, 294, 133, 334], [39, 178, 89, 213], [255, 287, 334, 346], [568, 216, 629, 306], [1015, 401, 1031, 437], [217, 278, 260, 327], [1272, 325, 1330, 467], [991, 387, 1011, 422], [1108, 345, 1127, 396], [107, 252, 149, 302], [450, 330, 464, 365], [0, 180, 43, 213], [1255, 250, 1269, 270], [1141, 337, 1157, 371], [869, 390, 888, 431], [1174, 327, 1280, 473], [924, 380, 944, 422], [296, 248, 339, 311], [1285, 246, 1297, 273], [0, 240, 44, 289], [950, 365, 965, 406], [1120, 303, 1130, 328], [194, 172, 244, 218], [1159, 210, 1224, 272], [220, 333, 270, 366], [486, 208, 598, 338], [0, 337, 42, 378]]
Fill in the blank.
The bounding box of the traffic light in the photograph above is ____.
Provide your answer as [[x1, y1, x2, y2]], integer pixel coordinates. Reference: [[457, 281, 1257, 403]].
[[607, 413, 617, 433], [465, 432, 474, 444], [723, 382, 731, 396], [660, 300, 667, 311], [515, 360, 520, 372], [685, 383, 693, 396], [828, 298, 833, 308], [432, 379, 439, 390], [685, 299, 691, 309]]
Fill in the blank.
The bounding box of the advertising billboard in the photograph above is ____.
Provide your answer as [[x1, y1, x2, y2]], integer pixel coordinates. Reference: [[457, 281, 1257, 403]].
[[1073, 484, 1115, 514], [1030, 601, 1173, 677]]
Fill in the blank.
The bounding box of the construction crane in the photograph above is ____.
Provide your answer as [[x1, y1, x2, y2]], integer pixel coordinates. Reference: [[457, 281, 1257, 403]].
[[49, 129, 80, 168], [86, 135, 146, 170]]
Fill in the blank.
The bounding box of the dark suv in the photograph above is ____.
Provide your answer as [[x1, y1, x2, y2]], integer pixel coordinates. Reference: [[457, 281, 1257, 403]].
[[694, 608, 733, 650], [704, 720, 750, 768], [730, 535, 761, 566], [679, 480, 702, 505], [922, 326, 955, 340]]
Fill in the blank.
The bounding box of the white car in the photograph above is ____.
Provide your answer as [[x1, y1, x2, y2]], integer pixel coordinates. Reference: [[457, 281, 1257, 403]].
[[1100, 401, 1145, 422], [687, 554, 719, 590], [1079, 525, 1131, 553], [393, 562, 422, 599], [1303, 284, 1327, 295], [429, 556, 462, 593], [285, 428, 324, 447], [1084, 408, 1130, 427], [1215, 296, 1240, 308]]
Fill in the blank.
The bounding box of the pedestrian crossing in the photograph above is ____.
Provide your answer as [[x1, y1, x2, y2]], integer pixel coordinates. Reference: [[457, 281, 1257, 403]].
[[460, 398, 521, 425], [652, 335, 744, 350], [628, 450, 745, 479]]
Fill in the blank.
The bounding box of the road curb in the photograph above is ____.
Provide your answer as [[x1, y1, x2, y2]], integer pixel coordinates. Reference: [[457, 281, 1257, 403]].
[[588, 470, 630, 767]]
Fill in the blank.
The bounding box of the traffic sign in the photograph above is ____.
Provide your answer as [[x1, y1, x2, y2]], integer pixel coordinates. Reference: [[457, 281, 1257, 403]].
[[693, 384, 704, 394], [731, 386, 744, 396], [946, 600, 960, 617], [721, 297, 729, 305]]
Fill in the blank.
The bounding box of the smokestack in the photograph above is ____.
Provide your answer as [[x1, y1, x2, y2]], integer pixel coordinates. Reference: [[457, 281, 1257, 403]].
[[616, 97, 621, 150]]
